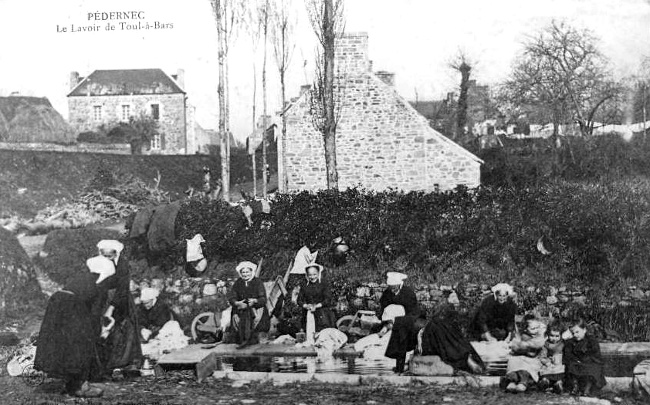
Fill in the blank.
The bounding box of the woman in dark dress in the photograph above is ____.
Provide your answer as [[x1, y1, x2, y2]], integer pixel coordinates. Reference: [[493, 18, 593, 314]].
[[34, 256, 115, 398], [297, 264, 336, 334], [379, 271, 419, 317], [137, 287, 174, 341], [420, 302, 485, 374], [227, 261, 270, 348], [470, 283, 517, 342], [96, 240, 143, 374], [384, 314, 428, 373]]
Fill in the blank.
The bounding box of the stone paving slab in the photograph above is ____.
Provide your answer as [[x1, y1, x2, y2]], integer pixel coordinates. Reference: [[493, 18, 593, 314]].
[[157, 342, 360, 365], [159, 342, 650, 366]]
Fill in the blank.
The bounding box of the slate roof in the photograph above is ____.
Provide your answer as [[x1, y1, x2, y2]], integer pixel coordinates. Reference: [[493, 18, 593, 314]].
[[68, 69, 184, 97]]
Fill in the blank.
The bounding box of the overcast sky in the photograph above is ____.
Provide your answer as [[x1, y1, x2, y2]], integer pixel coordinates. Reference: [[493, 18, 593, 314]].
[[0, 0, 649, 141]]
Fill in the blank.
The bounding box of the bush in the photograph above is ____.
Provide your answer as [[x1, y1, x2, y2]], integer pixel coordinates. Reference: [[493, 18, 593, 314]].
[[38, 228, 124, 285], [139, 181, 650, 292]]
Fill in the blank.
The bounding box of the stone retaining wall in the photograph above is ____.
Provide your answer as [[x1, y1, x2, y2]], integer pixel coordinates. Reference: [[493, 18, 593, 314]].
[[0, 141, 131, 154]]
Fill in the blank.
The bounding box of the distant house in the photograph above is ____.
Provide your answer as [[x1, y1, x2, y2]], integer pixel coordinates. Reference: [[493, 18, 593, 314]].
[[0, 96, 75, 143], [67, 68, 190, 154], [279, 32, 482, 193]]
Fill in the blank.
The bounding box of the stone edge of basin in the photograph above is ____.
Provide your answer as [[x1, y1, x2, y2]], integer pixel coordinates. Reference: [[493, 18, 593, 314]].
[[210, 371, 633, 393]]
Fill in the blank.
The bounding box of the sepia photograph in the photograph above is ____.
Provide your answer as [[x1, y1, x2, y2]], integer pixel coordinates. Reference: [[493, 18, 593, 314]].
[[1, 0, 650, 403]]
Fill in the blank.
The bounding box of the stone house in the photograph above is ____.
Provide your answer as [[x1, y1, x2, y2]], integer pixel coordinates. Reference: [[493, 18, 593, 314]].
[[280, 32, 482, 193], [67, 68, 191, 154]]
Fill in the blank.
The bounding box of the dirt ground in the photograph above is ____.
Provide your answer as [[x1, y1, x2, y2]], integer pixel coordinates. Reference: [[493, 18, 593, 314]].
[[1, 369, 644, 405]]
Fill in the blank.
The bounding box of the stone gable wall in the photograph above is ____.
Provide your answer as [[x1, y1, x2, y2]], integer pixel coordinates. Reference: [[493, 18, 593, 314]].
[[68, 93, 186, 154], [284, 70, 481, 192]]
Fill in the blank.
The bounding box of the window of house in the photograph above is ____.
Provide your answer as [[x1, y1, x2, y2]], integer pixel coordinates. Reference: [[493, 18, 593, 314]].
[[151, 104, 160, 120], [121, 105, 130, 121], [93, 105, 102, 122], [151, 133, 162, 150]]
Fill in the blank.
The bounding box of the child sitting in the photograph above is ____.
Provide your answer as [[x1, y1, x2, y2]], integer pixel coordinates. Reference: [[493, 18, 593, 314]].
[[501, 314, 547, 393], [538, 323, 565, 393], [563, 318, 606, 396]]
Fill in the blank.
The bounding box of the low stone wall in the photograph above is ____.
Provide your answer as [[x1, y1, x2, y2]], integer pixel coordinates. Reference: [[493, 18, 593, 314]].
[[0, 142, 131, 154], [141, 275, 650, 341]]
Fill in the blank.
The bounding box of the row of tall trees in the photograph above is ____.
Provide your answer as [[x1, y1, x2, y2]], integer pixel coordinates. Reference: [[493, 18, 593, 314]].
[[210, 0, 342, 198]]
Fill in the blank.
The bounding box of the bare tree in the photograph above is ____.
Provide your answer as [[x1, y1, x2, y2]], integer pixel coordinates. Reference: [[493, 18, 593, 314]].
[[305, 0, 345, 190], [449, 51, 473, 142], [634, 56, 650, 141], [210, 0, 244, 201], [272, 0, 296, 193], [260, 0, 271, 197], [244, 4, 262, 196], [504, 21, 620, 141]]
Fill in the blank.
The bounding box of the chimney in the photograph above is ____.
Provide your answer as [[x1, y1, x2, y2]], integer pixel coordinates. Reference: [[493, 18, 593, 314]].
[[334, 32, 369, 75], [375, 71, 395, 87], [69, 71, 80, 91], [299, 84, 311, 96], [173, 68, 185, 90]]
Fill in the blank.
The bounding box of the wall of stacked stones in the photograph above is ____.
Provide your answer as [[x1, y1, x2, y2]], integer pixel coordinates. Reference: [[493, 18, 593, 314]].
[[136, 275, 649, 337], [284, 72, 480, 192]]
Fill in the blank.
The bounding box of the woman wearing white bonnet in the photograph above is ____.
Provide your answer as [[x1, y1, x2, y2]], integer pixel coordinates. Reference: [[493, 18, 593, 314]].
[[95, 239, 143, 375], [379, 271, 419, 317], [226, 261, 270, 348], [137, 288, 174, 342], [33, 255, 116, 398], [470, 282, 518, 342]]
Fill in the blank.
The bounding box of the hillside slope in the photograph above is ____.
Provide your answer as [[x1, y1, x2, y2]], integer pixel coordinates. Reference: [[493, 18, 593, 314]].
[[0, 149, 265, 217]]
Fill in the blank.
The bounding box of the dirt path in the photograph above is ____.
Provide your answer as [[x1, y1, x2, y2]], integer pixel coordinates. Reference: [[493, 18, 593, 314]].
[[1, 370, 639, 405]]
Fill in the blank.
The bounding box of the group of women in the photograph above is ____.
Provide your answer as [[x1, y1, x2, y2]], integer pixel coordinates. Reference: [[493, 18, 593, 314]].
[[225, 257, 521, 378], [34, 240, 142, 398]]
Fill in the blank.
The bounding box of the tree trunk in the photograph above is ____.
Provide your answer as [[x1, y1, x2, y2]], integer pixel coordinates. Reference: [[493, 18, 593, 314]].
[[323, 0, 338, 189], [252, 60, 257, 197], [279, 73, 287, 192], [456, 63, 471, 141], [261, 0, 269, 197], [216, 0, 230, 202]]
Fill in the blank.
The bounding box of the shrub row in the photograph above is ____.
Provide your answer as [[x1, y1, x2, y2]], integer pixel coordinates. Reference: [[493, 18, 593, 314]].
[[144, 180, 650, 295]]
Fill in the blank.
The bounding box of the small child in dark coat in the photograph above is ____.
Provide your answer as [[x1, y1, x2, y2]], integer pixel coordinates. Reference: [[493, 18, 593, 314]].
[[563, 318, 606, 396]]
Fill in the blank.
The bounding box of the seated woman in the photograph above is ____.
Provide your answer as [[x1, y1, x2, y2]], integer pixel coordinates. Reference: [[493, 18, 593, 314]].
[[563, 318, 606, 397], [418, 301, 485, 374], [385, 313, 428, 374], [501, 315, 547, 393], [297, 263, 336, 342], [136, 288, 174, 342], [226, 261, 270, 349], [470, 283, 517, 342], [379, 272, 419, 318], [354, 304, 406, 358]]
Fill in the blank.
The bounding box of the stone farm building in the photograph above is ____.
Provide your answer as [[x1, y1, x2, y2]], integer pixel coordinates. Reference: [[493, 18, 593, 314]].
[[280, 32, 482, 192], [68, 68, 212, 154]]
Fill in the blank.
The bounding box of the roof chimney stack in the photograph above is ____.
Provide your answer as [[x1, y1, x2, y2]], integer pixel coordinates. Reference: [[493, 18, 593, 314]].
[[69, 71, 80, 91], [172, 69, 185, 90], [375, 71, 395, 87]]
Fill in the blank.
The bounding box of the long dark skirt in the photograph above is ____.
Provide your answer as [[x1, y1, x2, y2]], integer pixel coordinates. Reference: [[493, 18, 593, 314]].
[[301, 307, 337, 332], [230, 307, 270, 344], [420, 320, 485, 372], [34, 292, 100, 380]]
